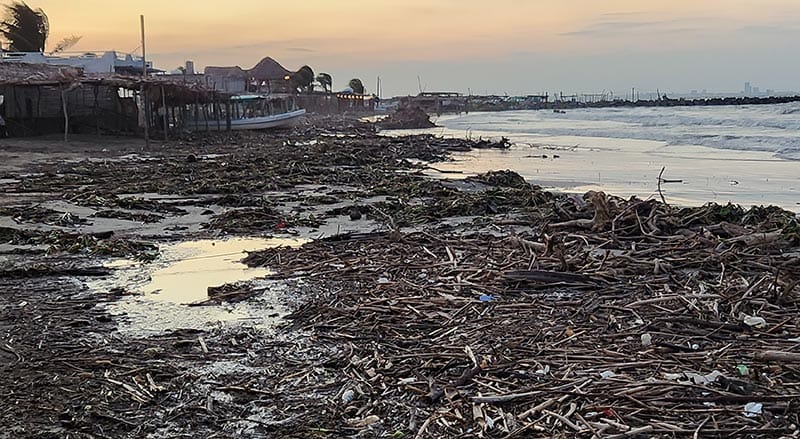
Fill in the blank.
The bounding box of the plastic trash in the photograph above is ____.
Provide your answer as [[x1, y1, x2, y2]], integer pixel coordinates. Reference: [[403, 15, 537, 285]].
[[664, 370, 722, 385], [743, 316, 767, 329], [737, 365, 749, 376], [342, 389, 355, 403], [479, 294, 494, 302], [743, 402, 763, 417], [641, 333, 652, 347], [600, 370, 616, 379]]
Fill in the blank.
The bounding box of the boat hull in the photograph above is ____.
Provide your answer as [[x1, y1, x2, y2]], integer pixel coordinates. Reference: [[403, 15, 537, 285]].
[[185, 109, 306, 131]]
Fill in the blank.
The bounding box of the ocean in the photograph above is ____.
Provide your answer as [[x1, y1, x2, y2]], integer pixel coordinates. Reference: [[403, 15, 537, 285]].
[[397, 103, 800, 211]]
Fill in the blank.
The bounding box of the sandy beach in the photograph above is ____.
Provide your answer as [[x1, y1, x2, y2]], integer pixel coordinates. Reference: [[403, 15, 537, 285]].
[[1, 120, 799, 437]]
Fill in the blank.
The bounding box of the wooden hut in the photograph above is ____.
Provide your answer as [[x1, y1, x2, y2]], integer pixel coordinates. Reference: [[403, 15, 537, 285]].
[[0, 62, 229, 138]]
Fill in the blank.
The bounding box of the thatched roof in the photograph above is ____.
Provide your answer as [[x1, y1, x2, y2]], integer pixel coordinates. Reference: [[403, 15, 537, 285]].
[[201, 57, 296, 84], [203, 65, 247, 79], [248, 57, 291, 81], [0, 62, 83, 85], [0, 62, 229, 105]]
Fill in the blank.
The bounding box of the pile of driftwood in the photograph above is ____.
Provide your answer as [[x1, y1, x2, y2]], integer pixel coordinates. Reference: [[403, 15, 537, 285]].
[[242, 190, 800, 437], [377, 106, 437, 130]]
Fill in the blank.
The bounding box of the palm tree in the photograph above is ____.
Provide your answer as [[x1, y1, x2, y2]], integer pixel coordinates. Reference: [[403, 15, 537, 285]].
[[315, 73, 332, 93], [49, 35, 81, 55], [290, 65, 315, 93], [0, 2, 49, 52], [348, 78, 365, 94]]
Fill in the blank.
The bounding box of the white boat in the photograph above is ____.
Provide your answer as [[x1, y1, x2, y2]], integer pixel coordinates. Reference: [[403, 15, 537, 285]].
[[184, 95, 306, 131]]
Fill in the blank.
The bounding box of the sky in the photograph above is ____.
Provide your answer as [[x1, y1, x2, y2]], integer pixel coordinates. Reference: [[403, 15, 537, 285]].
[[15, 0, 800, 96]]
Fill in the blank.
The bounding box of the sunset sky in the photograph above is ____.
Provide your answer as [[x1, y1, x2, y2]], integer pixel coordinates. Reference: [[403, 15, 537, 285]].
[[18, 0, 800, 96]]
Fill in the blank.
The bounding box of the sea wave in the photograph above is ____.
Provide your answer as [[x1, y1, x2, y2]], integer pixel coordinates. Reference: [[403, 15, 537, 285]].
[[441, 103, 800, 154]]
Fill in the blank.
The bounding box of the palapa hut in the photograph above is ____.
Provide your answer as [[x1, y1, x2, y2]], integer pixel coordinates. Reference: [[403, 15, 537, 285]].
[[203, 66, 248, 94], [205, 57, 295, 94], [0, 62, 229, 138]]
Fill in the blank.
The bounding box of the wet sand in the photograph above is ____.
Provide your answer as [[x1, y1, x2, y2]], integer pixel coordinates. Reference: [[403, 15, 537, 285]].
[[385, 130, 800, 212]]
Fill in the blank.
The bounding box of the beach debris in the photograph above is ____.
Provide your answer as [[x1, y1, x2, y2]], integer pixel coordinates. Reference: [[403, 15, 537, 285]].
[[737, 364, 749, 376], [754, 351, 800, 363], [375, 106, 436, 130], [2, 117, 799, 438], [743, 315, 767, 328], [349, 206, 362, 221], [743, 402, 763, 417], [640, 333, 652, 347], [465, 169, 529, 189], [663, 370, 724, 386], [348, 415, 381, 428]]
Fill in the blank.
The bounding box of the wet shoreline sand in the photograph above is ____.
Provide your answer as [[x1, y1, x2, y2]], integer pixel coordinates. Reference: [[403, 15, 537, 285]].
[[385, 124, 800, 213]]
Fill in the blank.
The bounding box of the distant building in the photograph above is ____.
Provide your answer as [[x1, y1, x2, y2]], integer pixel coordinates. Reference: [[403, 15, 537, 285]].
[[0, 51, 154, 75], [204, 57, 295, 94], [744, 82, 752, 95], [400, 92, 468, 114]]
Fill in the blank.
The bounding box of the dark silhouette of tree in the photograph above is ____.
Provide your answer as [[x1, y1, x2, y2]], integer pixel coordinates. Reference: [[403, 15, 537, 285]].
[[0, 2, 49, 52], [348, 78, 365, 94], [290, 65, 315, 93], [49, 34, 81, 54], [315, 73, 332, 93]]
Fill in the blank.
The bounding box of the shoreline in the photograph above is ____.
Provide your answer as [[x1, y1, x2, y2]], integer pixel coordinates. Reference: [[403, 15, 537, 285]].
[[1, 122, 799, 437], [382, 111, 800, 213]]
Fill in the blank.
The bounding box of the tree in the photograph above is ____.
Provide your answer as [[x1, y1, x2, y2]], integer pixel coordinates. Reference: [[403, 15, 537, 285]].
[[348, 78, 365, 94], [290, 65, 315, 93], [49, 34, 81, 55], [0, 1, 49, 52], [315, 73, 332, 93]]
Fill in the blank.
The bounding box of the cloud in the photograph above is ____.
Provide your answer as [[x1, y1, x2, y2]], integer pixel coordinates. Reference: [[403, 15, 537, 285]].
[[740, 23, 800, 34], [560, 17, 716, 37], [600, 11, 646, 17]]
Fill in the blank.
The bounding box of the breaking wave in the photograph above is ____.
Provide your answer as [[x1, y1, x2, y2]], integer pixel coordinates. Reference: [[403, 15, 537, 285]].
[[440, 103, 800, 157]]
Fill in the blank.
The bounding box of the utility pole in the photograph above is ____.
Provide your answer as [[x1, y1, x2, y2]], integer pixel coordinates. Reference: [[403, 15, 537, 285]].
[[141, 14, 150, 148]]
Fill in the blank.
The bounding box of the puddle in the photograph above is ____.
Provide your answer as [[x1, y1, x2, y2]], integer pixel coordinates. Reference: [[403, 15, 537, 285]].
[[135, 237, 301, 304], [91, 237, 306, 335]]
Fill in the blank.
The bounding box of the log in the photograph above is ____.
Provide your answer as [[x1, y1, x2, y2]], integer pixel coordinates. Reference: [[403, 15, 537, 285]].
[[754, 350, 800, 363]]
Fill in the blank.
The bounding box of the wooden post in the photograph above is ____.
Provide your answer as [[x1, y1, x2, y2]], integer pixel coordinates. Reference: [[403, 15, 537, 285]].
[[225, 99, 232, 131], [214, 94, 221, 131], [141, 15, 150, 147], [161, 85, 168, 141], [93, 84, 100, 137], [61, 86, 69, 142], [194, 93, 200, 128]]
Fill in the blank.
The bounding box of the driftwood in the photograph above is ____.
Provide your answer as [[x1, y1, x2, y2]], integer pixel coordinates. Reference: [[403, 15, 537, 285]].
[[754, 351, 800, 363]]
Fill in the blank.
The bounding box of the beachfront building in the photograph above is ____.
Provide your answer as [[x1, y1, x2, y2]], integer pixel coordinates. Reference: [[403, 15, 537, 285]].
[[334, 92, 376, 112], [204, 57, 295, 95], [400, 92, 468, 114], [0, 62, 228, 138], [0, 51, 154, 75]]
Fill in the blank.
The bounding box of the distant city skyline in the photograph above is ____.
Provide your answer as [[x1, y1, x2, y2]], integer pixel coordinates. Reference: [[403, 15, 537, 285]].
[[17, 0, 800, 97]]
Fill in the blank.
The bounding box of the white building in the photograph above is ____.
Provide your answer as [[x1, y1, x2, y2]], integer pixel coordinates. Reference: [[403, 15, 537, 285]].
[[0, 51, 153, 75]]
